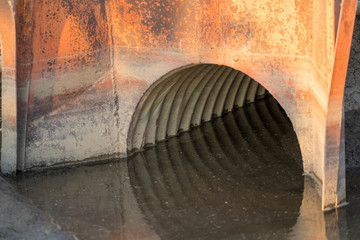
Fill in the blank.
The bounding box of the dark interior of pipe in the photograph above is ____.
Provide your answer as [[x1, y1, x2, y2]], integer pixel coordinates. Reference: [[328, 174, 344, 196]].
[[128, 95, 304, 239], [128, 64, 269, 153]]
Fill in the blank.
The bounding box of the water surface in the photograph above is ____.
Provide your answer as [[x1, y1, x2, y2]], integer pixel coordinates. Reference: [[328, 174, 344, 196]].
[[6, 97, 360, 239]]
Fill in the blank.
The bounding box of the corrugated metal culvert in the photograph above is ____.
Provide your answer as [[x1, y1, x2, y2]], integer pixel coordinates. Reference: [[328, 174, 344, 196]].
[[128, 64, 268, 153]]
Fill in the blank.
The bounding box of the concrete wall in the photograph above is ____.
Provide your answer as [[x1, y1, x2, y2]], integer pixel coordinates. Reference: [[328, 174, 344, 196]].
[[0, 0, 357, 210], [6, 0, 332, 172], [345, 16, 360, 167]]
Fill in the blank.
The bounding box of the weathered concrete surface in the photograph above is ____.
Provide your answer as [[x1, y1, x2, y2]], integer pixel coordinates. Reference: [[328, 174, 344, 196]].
[[345, 16, 360, 167], [322, 1, 357, 210], [0, 0, 357, 210], [0, 177, 74, 239], [0, 0, 17, 174]]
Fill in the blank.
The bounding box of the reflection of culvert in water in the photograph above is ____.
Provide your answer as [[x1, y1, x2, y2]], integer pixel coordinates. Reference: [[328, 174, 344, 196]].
[[128, 96, 304, 240], [127, 64, 269, 153]]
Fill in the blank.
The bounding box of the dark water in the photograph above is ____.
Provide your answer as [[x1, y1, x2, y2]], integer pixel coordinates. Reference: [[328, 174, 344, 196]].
[[5, 97, 360, 239], [128, 97, 303, 240]]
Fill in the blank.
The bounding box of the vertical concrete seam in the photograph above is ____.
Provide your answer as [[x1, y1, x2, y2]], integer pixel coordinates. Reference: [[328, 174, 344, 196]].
[[106, 2, 121, 153]]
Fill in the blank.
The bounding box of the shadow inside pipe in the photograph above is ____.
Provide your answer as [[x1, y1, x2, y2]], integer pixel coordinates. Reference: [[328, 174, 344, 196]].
[[128, 95, 304, 239]]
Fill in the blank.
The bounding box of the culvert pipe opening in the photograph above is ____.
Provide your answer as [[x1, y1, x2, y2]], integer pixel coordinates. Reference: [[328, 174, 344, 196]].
[[126, 64, 304, 238]]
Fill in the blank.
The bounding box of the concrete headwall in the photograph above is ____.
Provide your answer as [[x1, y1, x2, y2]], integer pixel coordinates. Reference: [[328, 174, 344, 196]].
[[0, 0, 357, 211], [345, 16, 360, 167], [6, 0, 334, 173]]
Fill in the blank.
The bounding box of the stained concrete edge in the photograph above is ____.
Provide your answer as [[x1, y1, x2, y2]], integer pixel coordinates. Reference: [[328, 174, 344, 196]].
[[0, 176, 76, 240]]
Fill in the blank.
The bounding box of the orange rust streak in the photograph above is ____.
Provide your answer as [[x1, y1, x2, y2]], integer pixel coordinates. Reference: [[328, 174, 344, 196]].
[[328, 0, 357, 117], [0, 3, 16, 68]]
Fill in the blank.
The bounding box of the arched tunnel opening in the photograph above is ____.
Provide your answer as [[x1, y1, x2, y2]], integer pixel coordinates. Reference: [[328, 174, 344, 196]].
[[127, 64, 305, 238]]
